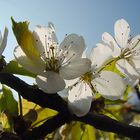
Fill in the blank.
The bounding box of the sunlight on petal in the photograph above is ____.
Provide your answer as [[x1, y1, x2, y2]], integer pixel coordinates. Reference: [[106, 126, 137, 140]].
[[114, 19, 130, 48], [36, 71, 66, 93], [68, 81, 93, 116], [94, 71, 126, 100], [60, 58, 91, 80], [14, 46, 45, 74]]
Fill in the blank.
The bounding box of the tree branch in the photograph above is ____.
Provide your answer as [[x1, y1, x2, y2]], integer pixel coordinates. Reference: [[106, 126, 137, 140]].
[[74, 113, 140, 139], [0, 73, 68, 114], [20, 112, 140, 140], [20, 113, 70, 140], [0, 73, 140, 139]]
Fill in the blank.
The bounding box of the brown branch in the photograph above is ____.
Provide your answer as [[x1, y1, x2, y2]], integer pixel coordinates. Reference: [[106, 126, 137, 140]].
[[0, 73, 140, 140], [73, 113, 140, 139], [20, 112, 140, 140], [0, 73, 68, 114], [20, 113, 70, 140]]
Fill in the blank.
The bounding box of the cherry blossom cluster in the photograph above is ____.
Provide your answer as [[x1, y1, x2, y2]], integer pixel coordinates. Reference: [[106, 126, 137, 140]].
[[1, 19, 140, 117]]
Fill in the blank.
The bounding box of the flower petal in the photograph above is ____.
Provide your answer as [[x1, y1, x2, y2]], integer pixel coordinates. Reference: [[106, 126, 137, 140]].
[[68, 81, 93, 116], [33, 23, 58, 55], [114, 19, 130, 48], [127, 35, 140, 73], [116, 59, 139, 80], [58, 88, 69, 99], [93, 71, 126, 100], [102, 32, 121, 57], [129, 35, 140, 53], [59, 34, 85, 60], [130, 56, 140, 72], [58, 78, 79, 99], [60, 58, 91, 80], [36, 71, 66, 93], [0, 27, 8, 57], [90, 43, 112, 68], [14, 46, 45, 74]]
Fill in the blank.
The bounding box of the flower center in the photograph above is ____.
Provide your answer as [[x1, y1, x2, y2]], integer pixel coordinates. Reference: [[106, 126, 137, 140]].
[[37, 35, 76, 72], [121, 38, 140, 59], [81, 72, 93, 83]]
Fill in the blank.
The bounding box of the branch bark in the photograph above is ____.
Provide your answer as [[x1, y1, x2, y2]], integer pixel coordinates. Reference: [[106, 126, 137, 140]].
[[0, 73, 140, 140], [0, 73, 68, 114], [20, 113, 140, 140], [74, 113, 140, 139]]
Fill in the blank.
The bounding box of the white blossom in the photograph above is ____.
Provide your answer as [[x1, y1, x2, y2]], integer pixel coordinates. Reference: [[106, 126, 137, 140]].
[[61, 44, 126, 116], [14, 23, 91, 93], [102, 19, 140, 84]]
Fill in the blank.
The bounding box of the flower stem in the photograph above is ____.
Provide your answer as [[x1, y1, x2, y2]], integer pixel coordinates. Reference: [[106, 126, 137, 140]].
[[18, 93, 23, 117], [97, 57, 120, 73]]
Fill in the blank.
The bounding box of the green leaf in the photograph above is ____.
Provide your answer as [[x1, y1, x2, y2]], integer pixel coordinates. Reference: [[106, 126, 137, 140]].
[[59, 122, 96, 140], [21, 99, 57, 127], [81, 124, 96, 140], [123, 85, 131, 100], [2, 60, 36, 77], [11, 17, 40, 61], [109, 133, 116, 140], [0, 113, 13, 132], [0, 86, 18, 131], [0, 85, 18, 117], [23, 109, 38, 124], [70, 122, 83, 140], [103, 107, 122, 121], [72, 123, 96, 140], [31, 107, 58, 127], [0, 93, 5, 113], [11, 17, 29, 45]]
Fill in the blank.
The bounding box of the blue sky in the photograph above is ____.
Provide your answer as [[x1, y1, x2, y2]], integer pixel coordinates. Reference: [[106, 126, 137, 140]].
[[1, 0, 140, 61], [0, 0, 140, 98]]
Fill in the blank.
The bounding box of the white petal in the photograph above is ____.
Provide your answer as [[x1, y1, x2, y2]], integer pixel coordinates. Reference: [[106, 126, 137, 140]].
[[102, 32, 121, 57], [0, 27, 8, 56], [68, 81, 93, 116], [60, 58, 91, 80], [36, 71, 66, 93], [128, 35, 140, 71], [123, 77, 139, 87], [93, 71, 126, 100], [114, 19, 130, 48], [90, 43, 112, 68], [116, 59, 139, 80], [129, 35, 140, 50], [65, 78, 79, 87], [59, 34, 85, 60], [33, 23, 57, 55], [131, 57, 140, 72], [14, 46, 45, 74], [48, 22, 58, 43], [58, 88, 69, 99], [82, 50, 87, 58], [58, 78, 79, 99]]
